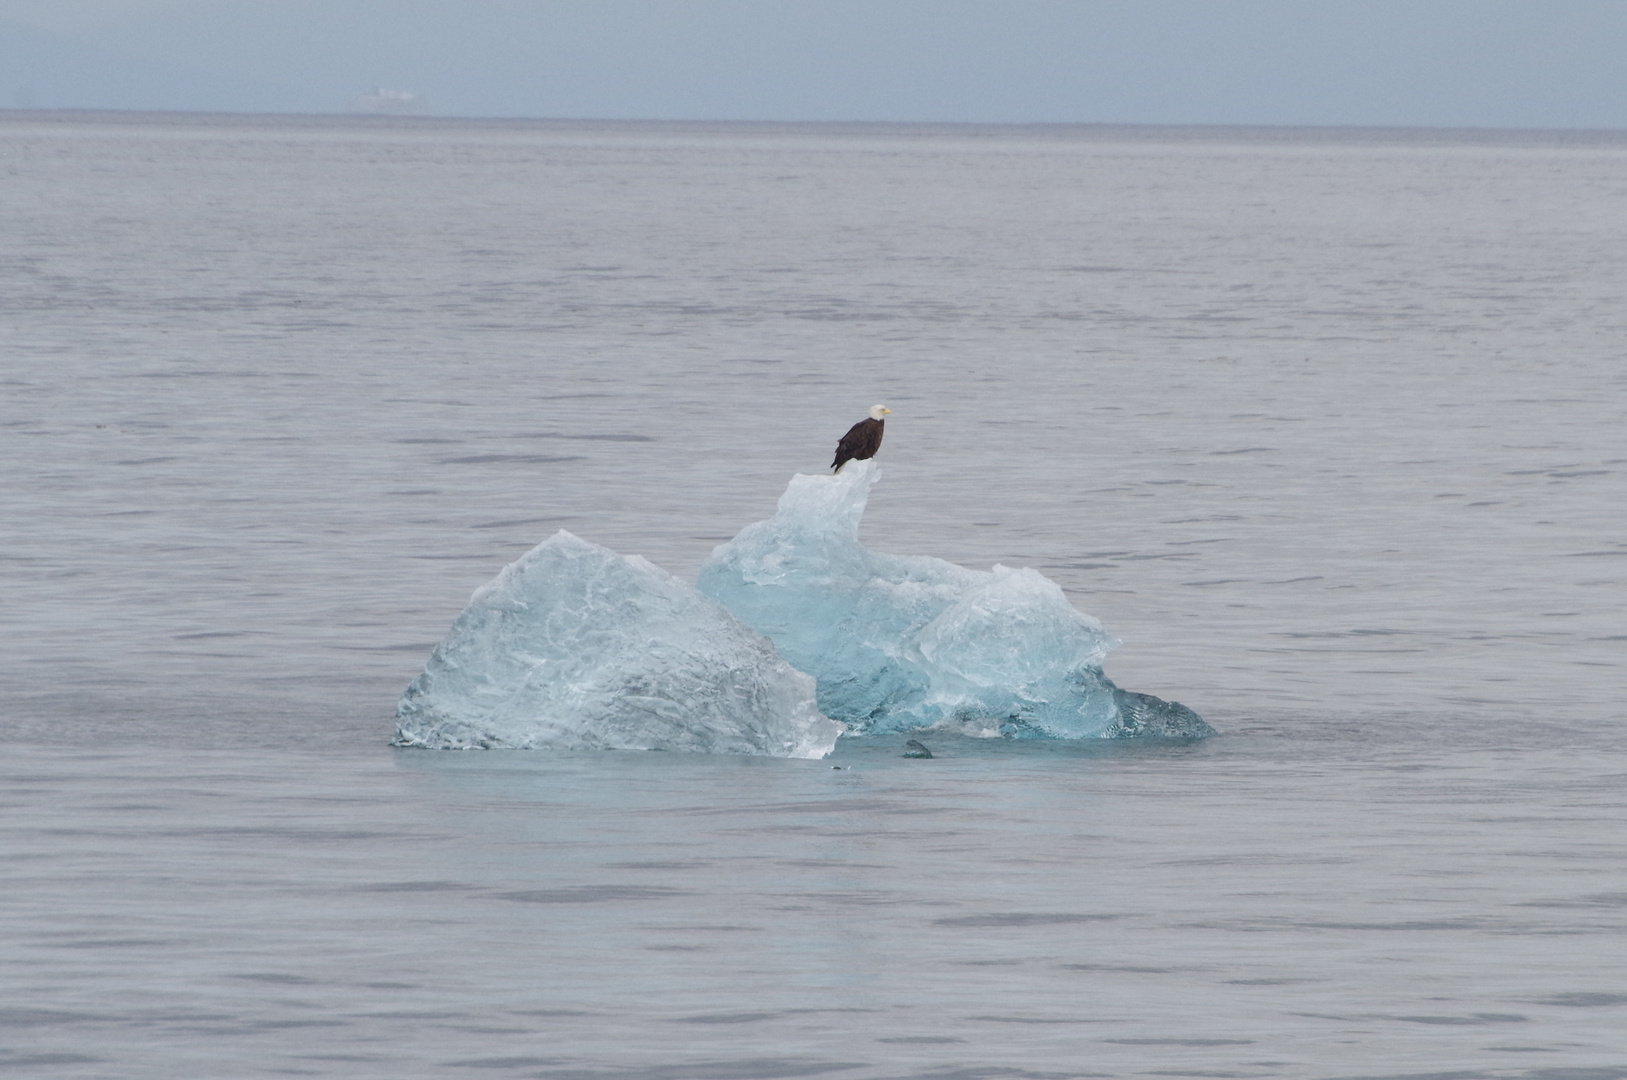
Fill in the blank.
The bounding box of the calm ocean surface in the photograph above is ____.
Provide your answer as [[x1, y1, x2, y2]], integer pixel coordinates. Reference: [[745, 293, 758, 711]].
[[2, 111, 1625, 1079]]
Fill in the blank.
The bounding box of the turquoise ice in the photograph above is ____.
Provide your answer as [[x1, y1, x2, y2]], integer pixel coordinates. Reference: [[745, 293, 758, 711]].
[[699, 461, 1212, 739]]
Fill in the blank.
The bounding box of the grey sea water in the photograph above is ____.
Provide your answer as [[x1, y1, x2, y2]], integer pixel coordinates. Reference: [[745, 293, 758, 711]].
[[2, 111, 1625, 1079]]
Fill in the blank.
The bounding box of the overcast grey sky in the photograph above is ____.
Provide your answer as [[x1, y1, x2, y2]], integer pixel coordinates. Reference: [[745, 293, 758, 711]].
[[3, 0, 1626, 128]]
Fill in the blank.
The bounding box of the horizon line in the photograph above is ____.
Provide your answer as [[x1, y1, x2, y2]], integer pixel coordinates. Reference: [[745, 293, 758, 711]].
[[4, 107, 1627, 143]]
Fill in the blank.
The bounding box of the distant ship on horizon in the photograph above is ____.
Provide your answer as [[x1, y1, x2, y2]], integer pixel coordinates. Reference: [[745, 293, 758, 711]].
[[348, 88, 430, 115]]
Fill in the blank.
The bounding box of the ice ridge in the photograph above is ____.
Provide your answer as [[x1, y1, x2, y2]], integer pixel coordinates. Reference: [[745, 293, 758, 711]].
[[395, 530, 843, 757], [698, 461, 1212, 740]]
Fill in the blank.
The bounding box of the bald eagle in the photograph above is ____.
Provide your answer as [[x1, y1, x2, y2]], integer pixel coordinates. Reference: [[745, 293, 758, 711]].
[[832, 405, 891, 472]]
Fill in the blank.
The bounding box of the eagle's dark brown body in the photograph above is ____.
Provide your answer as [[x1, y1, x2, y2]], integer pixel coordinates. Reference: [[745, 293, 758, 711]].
[[832, 417, 884, 472]]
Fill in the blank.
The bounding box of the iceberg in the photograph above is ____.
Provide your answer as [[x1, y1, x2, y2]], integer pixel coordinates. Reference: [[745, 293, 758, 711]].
[[395, 531, 843, 758], [698, 461, 1212, 740]]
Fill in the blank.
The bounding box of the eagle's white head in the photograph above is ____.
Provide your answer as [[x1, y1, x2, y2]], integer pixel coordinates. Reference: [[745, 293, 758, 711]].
[[869, 404, 892, 420]]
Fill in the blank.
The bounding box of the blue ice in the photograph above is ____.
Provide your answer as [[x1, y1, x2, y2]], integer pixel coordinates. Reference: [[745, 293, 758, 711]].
[[395, 531, 842, 757], [699, 461, 1212, 739]]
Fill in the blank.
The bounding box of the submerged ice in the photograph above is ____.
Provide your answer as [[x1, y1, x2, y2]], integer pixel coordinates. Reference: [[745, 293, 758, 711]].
[[699, 461, 1212, 739], [395, 531, 842, 758]]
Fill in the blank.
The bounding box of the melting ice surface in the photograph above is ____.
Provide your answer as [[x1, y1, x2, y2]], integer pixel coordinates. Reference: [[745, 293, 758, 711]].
[[395, 531, 842, 757], [700, 461, 1213, 739]]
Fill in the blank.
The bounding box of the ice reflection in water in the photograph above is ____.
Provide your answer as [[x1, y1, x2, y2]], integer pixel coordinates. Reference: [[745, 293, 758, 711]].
[[5, 726, 1627, 1077]]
